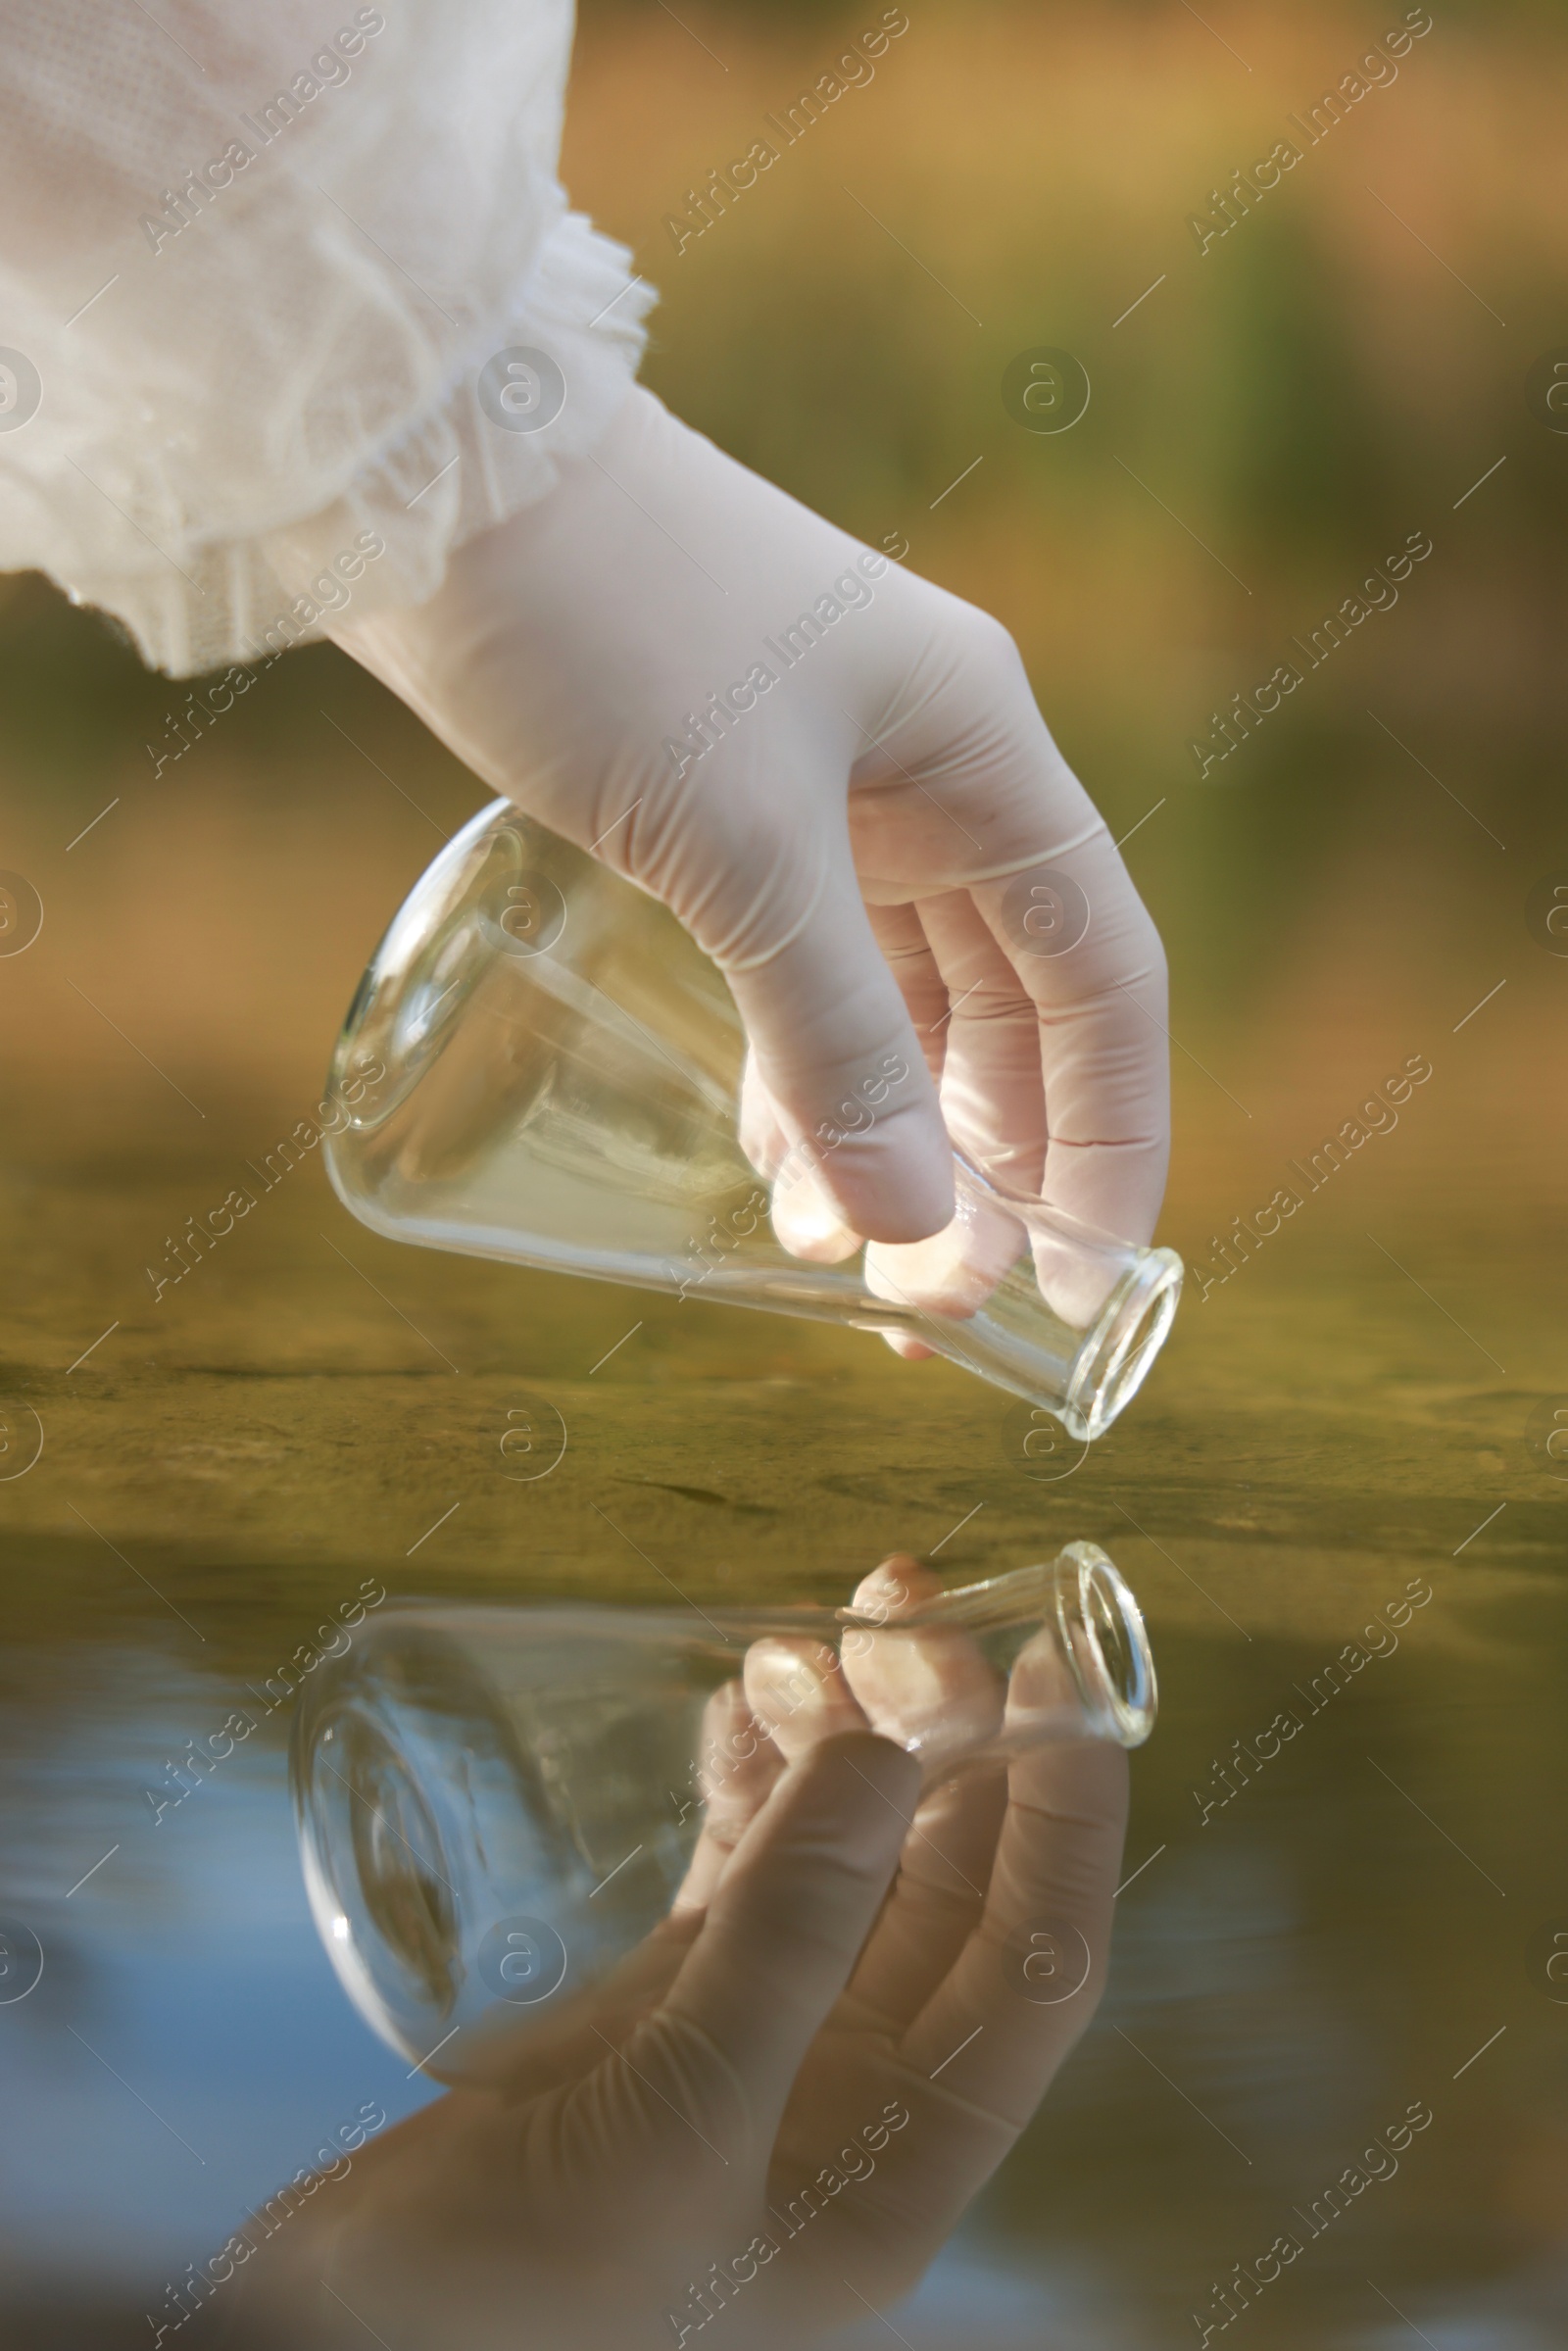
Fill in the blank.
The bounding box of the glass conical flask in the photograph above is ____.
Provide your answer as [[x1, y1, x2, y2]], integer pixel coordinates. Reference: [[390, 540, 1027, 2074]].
[[323, 800, 1181, 1441], [291, 1545, 1155, 2081]]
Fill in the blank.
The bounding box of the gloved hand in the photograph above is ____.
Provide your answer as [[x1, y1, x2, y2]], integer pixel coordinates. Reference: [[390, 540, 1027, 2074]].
[[228, 1558, 1127, 2351], [329, 388, 1169, 1293]]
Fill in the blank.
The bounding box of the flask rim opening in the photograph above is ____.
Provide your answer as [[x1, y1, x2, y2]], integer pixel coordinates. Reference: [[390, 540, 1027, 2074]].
[[1053, 1543, 1158, 1746]]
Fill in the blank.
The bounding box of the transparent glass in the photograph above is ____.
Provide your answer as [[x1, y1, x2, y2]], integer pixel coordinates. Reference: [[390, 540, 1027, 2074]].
[[323, 802, 1182, 1441], [292, 1545, 1155, 2081]]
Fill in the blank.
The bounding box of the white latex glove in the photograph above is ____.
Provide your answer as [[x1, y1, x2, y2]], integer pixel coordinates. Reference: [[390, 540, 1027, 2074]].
[[329, 386, 1168, 1269]]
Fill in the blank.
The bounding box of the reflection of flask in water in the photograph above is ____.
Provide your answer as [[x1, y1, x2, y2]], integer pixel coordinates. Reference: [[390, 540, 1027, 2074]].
[[322, 800, 1181, 1441], [292, 1545, 1156, 2080]]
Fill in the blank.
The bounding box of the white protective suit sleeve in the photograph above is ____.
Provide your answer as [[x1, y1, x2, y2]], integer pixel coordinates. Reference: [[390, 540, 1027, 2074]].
[[0, 0, 653, 675]]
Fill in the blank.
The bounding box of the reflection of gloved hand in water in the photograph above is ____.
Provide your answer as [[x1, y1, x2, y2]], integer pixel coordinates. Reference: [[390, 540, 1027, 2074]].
[[232, 1558, 1127, 2349], [329, 386, 1168, 1297]]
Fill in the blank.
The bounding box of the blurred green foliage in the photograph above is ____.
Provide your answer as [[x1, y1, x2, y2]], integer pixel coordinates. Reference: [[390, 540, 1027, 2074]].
[[586, 1, 1568, 995]]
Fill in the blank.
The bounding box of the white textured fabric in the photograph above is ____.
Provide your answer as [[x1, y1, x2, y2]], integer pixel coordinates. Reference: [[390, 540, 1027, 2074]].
[[0, 1, 653, 676]]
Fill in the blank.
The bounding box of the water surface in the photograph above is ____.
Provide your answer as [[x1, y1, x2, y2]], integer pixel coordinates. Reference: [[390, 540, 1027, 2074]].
[[1, 1120, 1560, 2348]]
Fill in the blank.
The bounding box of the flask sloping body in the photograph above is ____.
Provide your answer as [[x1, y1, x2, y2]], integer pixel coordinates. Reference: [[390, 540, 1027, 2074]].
[[323, 801, 1182, 1440]]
